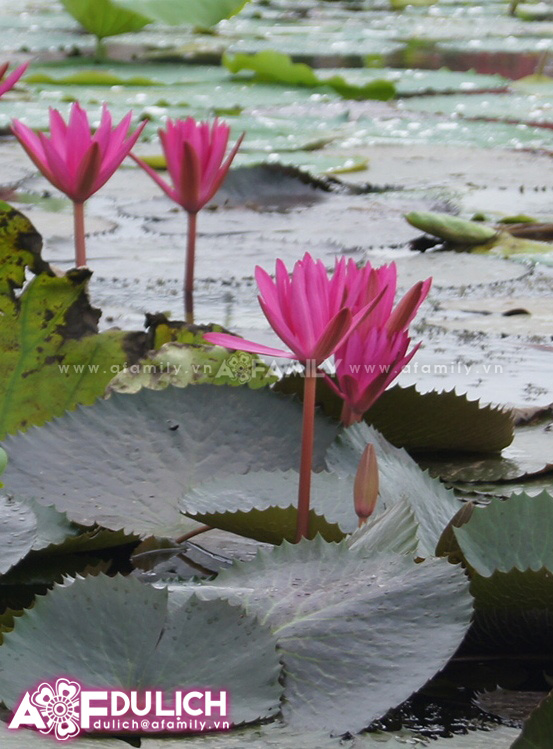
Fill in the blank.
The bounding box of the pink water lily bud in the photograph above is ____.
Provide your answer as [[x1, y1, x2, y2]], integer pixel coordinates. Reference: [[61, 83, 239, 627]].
[[328, 262, 431, 425], [11, 102, 146, 203], [204, 253, 385, 365], [131, 117, 243, 214], [0, 60, 29, 99], [354, 444, 379, 526]]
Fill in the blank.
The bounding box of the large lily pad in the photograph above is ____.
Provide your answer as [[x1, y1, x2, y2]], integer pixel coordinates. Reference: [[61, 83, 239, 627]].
[[192, 538, 472, 734], [182, 421, 463, 552], [454, 491, 553, 576], [0, 574, 281, 725], [1, 385, 338, 538], [275, 377, 514, 454], [325, 422, 462, 557], [0, 721, 127, 748], [0, 202, 141, 440]]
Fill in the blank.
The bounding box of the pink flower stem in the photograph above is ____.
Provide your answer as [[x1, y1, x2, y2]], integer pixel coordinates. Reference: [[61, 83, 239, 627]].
[[296, 366, 317, 542], [185, 211, 197, 324], [73, 201, 87, 267], [340, 401, 363, 427]]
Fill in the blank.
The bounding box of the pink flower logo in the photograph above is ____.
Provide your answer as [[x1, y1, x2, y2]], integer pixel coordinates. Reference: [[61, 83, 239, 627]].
[[31, 678, 81, 741]]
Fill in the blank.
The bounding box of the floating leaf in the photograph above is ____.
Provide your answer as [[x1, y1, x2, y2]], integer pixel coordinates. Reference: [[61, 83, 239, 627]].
[[1, 386, 338, 538], [325, 422, 461, 557], [275, 377, 514, 454], [405, 211, 498, 244], [0, 202, 143, 440], [182, 470, 350, 544], [193, 538, 472, 734], [0, 574, 281, 725], [26, 70, 162, 86], [223, 51, 396, 101], [454, 491, 553, 576], [60, 0, 151, 40], [0, 495, 36, 575]]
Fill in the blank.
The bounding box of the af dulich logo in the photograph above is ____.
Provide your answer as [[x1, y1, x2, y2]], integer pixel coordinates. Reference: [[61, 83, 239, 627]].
[[9, 677, 230, 741]]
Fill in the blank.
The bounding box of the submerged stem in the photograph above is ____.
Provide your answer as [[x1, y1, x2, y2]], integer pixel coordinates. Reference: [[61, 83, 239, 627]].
[[185, 211, 197, 324], [73, 201, 86, 267], [295, 367, 317, 542]]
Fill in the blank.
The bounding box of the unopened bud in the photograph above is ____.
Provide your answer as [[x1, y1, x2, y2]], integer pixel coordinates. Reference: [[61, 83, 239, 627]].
[[354, 444, 379, 527]]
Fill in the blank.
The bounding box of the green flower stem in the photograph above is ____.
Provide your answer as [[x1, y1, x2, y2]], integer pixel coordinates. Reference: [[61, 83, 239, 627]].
[[296, 367, 317, 542], [73, 201, 86, 267], [185, 211, 197, 324]]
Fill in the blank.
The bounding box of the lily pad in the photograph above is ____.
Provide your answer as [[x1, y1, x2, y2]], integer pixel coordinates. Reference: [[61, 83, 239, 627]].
[[0, 495, 36, 576], [325, 422, 462, 557], [223, 51, 396, 101], [1, 385, 338, 538], [454, 491, 553, 576], [193, 538, 472, 733], [0, 574, 281, 725], [275, 376, 514, 453], [0, 721, 128, 748]]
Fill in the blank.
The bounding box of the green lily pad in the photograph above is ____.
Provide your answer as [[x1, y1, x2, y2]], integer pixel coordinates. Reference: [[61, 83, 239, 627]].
[[275, 376, 514, 454], [223, 50, 396, 101], [0, 574, 281, 725], [0, 495, 36, 575], [192, 538, 472, 733], [325, 422, 461, 557], [25, 70, 163, 86], [1, 385, 338, 538], [454, 491, 553, 576], [0, 202, 141, 440]]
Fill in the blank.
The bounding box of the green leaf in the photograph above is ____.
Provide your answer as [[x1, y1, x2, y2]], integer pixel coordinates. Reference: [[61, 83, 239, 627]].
[[0, 203, 140, 440], [182, 470, 349, 544], [193, 538, 472, 733], [107, 341, 277, 394], [223, 51, 396, 101], [2, 385, 338, 538], [325, 423, 462, 557], [117, 0, 250, 27], [274, 377, 514, 454], [405, 211, 498, 244], [60, 0, 151, 39], [0, 495, 37, 575], [0, 574, 281, 724], [454, 491, 553, 576], [26, 70, 162, 86], [512, 690, 553, 748]]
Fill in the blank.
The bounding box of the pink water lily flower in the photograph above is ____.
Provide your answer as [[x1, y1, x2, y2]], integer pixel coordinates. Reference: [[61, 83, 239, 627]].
[[12, 102, 146, 267], [204, 253, 388, 543], [0, 60, 29, 99], [204, 253, 384, 365], [132, 117, 243, 322], [329, 262, 431, 425]]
